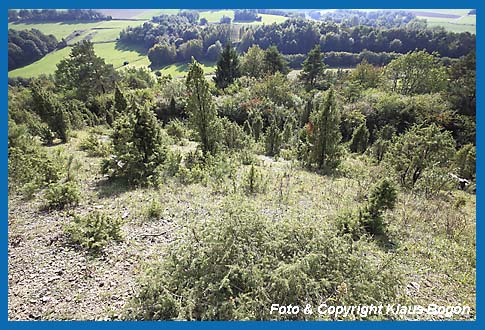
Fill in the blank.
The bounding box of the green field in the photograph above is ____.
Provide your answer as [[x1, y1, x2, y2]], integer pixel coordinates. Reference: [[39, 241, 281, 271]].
[[8, 42, 150, 78], [199, 10, 235, 23], [199, 10, 288, 25], [8, 47, 72, 78], [8, 9, 473, 78], [9, 19, 144, 44], [418, 15, 476, 34], [158, 61, 216, 77]]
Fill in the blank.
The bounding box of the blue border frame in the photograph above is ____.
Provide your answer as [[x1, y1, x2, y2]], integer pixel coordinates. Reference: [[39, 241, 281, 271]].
[[2, 0, 482, 328]]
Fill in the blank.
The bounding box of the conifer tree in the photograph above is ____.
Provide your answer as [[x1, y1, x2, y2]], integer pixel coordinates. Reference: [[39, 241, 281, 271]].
[[30, 83, 69, 144], [349, 121, 370, 153], [55, 40, 116, 100], [186, 58, 220, 155], [214, 44, 240, 90], [251, 114, 263, 142], [263, 46, 288, 75], [114, 85, 127, 114], [265, 118, 282, 156], [102, 103, 166, 185], [300, 45, 327, 91], [308, 90, 342, 171]]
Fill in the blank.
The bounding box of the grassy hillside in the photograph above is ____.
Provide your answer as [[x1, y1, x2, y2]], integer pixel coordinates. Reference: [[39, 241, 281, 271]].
[[8, 10, 290, 79], [8, 126, 476, 320]]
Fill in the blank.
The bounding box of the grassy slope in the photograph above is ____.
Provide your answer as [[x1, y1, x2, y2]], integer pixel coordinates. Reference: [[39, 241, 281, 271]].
[[7, 9, 473, 78], [157, 61, 216, 77], [419, 15, 476, 34], [8, 127, 476, 320]]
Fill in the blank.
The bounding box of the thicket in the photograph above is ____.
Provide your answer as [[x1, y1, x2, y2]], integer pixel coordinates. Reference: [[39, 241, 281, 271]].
[[125, 199, 401, 320]]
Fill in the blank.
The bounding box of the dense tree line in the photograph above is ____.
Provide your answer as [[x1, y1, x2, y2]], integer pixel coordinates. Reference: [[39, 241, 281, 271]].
[[8, 29, 58, 71], [8, 9, 110, 22], [316, 10, 416, 28], [238, 18, 475, 57], [120, 14, 474, 68], [234, 10, 261, 22]]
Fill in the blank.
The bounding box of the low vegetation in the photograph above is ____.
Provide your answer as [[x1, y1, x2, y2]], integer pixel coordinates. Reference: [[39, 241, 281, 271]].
[[8, 8, 476, 321]]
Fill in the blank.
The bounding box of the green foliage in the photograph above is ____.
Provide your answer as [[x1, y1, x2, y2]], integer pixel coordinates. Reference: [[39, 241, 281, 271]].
[[186, 59, 221, 156], [102, 104, 167, 186], [243, 165, 266, 194], [145, 200, 164, 220], [307, 90, 342, 171], [299, 45, 327, 91], [264, 119, 282, 157], [8, 121, 61, 195], [126, 199, 401, 320], [165, 119, 188, 141], [385, 50, 447, 95], [30, 82, 69, 144], [55, 40, 117, 101], [65, 211, 123, 251], [386, 124, 455, 188], [349, 121, 370, 154], [263, 46, 289, 75], [79, 131, 111, 157], [214, 44, 240, 90], [359, 179, 397, 236], [148, 42, 177, 67], [44, 181, 81, 210], [220, 118, 250, 150], [240, 45, 265, 79], [370, 125, 395, 163], [455, 144, 476, 181], [351, 59, 381, 89], [114, 85, 128, 114]]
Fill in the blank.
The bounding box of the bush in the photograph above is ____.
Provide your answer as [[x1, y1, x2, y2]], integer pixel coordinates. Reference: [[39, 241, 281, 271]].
[[102, 105, 167, 186], [79, 131, 111, 157], [264, 120, 282, 157], [386, 124, 455, 188], [125, 199, 401, 320], [359, 179, 397, 236], [145, 200, 164, 220], [165, 119, 188, 141], [243, 165, 266, 194], [349, 122, 370, 154], [65, 211, 123, 251], [8, 121, 61, 195], [44, 181, 81, 209]]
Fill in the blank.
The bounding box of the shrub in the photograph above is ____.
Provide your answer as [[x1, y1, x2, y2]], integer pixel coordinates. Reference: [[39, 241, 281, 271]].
[[264, 120, 282, 157], [165, 119, 188, 141], [44, 181, 81, 210], [102, 105, 167, 186], [349, 122, 370, 154], [305, 90, 342, 172], [220, 118, 250, 150], [243, 165, 266, 194], [79, 131, 111, 157], [125, 199, 401, 320], [386, 124, 455, 188], [145, 200, 164, 220], [8, 121, 61, 195], [65, 211, 123, 251], [455, 144, 476, 182], [359, 179, 397, 236]]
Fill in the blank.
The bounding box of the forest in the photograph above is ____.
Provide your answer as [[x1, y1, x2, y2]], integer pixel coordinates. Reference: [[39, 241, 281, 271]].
[[8, 8, 476, 321]]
